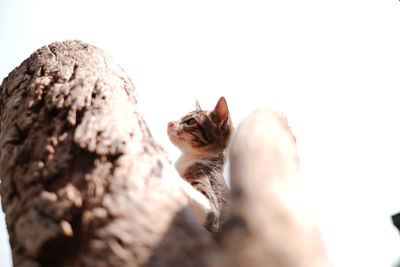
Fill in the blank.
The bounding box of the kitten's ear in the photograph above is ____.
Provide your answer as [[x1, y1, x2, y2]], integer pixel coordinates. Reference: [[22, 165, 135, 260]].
[[195, 100, 202, 111], [212, 97, 230, 123]]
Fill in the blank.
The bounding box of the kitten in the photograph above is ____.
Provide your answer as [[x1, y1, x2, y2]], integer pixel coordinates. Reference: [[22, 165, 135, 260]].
[[167, 97, 233, 235]]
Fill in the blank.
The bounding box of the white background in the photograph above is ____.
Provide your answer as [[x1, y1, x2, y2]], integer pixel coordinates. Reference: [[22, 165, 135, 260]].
[[1, 0, 400, 266]]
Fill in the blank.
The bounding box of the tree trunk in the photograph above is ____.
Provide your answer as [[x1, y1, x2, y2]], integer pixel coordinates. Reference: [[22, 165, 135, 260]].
[[1, 40, 330, 267], [0, 40, 215, 267]]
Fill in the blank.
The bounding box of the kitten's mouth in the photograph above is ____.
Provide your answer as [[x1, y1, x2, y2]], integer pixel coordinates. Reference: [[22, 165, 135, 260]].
[[169, 131, 184, 140], [167, 128, 184, 143], [167, 122, 187, 144], [167, 126, 177, 136]]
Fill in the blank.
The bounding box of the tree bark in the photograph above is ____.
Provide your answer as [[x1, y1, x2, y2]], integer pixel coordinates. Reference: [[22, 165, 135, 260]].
[[0, 40, 215, 267], [1, 40, 330, 267]]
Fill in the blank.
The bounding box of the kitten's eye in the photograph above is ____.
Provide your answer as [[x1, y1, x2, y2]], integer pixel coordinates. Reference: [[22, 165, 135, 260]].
[[184, 118, 197, 125]]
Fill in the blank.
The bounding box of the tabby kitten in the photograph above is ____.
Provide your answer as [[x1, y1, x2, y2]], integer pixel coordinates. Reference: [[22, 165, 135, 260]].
[[167, 97, 233, 234]]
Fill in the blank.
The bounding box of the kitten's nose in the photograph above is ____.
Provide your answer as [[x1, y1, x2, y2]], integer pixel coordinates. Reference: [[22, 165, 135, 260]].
[[168, 122, 174, 128]]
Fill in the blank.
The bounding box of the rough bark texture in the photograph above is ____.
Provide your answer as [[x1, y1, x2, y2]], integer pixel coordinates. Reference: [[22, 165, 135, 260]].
[[0, 40, 215, 267], [1, 40, 330, 267]]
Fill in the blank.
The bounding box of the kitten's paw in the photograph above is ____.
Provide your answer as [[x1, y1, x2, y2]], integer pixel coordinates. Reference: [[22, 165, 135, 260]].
[[178, 177, 213, 224]]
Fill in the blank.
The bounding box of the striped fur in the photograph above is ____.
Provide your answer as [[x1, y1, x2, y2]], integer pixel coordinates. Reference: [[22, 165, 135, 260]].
[[167, 97, 233, 234]]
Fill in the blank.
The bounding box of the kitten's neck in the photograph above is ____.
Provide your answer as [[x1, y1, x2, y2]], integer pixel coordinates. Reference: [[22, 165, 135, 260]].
[[175, 151, 225, 177]]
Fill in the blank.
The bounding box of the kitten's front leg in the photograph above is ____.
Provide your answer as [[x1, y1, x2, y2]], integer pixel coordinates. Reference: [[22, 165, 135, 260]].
[[177, 177, 216, 225]]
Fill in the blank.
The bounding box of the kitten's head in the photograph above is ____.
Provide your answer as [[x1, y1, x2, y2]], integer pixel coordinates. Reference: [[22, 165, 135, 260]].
[[167, 97, 233, 156]]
